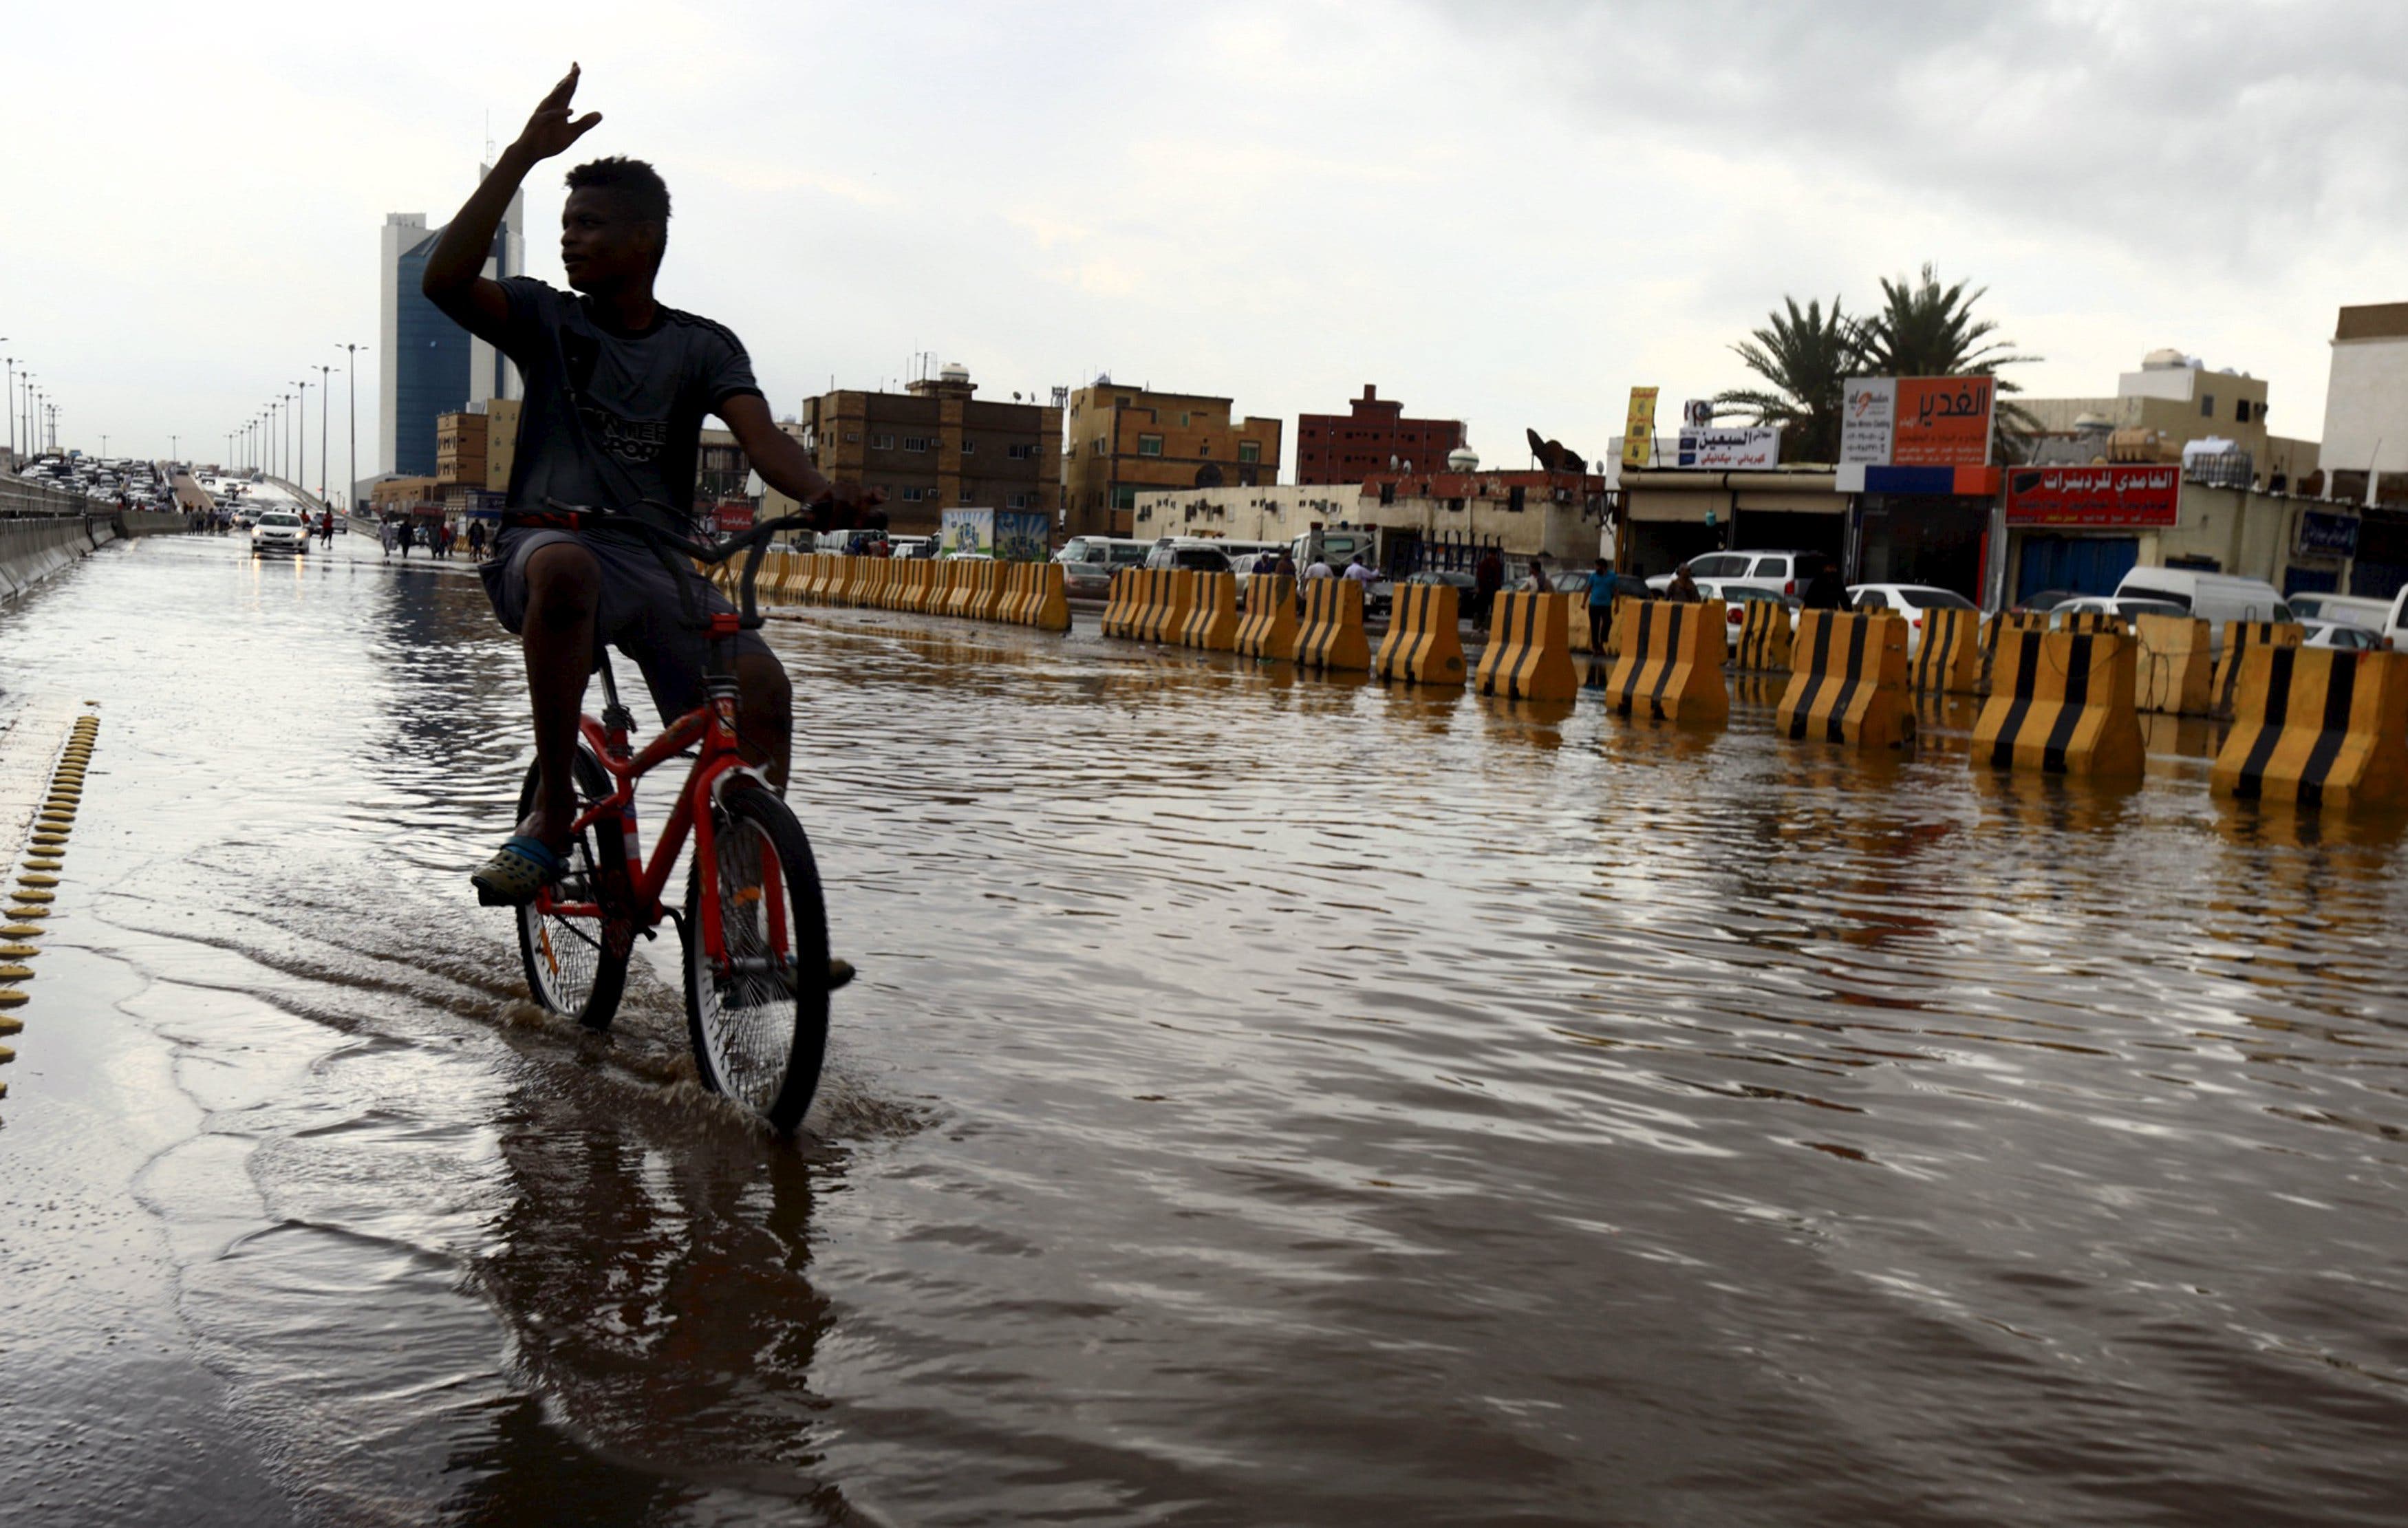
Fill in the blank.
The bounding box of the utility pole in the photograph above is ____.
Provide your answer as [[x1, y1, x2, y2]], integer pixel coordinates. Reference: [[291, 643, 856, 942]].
[[292, 379, 311, 498], [313, 363, 332, 507], [338, 343, 366, 513], [0, 347, 12, 469]]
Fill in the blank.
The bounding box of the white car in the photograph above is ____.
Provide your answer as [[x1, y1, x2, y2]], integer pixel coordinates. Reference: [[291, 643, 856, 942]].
[[251, 510, 310, 555], [2300, 618, 2382, 652], [1845, 583, 1980, 656], [2047, 594, 2189, 625], [1647, 549, 1814, 599], [1692, 579, 1796, 652]]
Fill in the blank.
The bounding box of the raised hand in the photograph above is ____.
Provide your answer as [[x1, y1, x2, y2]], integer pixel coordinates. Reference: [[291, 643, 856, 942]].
[[516, 63, 602, 161]]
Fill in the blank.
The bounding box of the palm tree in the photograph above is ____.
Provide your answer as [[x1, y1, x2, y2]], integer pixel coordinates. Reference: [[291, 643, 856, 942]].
[[1714, 296, 1861, 464], [1859, 263, 2041, 461]]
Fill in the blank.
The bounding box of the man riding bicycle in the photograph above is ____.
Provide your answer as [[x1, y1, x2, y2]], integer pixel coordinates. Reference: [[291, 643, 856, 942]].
[[422, 64, 874, 907]]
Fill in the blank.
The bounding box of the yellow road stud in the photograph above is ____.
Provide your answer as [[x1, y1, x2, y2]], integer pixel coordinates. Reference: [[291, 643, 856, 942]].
[[8, 907, 50, 920], [0, 944, 37, 958], [1, 924, 43, 937], [13, 890, 54, 903], [18, 875, 57, 888], [0, 965, 34, 981], [0, 991, 25, 1008], [0, 1014, 19, 1036]]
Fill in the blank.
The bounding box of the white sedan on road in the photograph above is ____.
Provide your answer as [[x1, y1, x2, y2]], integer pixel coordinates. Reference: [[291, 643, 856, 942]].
[[250, 510, 311, 556], [1846, 583, 1980, 656]]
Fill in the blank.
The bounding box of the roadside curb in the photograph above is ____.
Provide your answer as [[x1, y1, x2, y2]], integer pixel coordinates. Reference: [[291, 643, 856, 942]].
[[0, 703, 100, 1101]]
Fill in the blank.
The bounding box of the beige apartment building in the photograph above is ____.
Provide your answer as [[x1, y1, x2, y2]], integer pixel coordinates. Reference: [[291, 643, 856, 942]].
[[2019, 349, 2318, 490], [802, 365, 1062, 538], [1062, 382, 1282, 537]]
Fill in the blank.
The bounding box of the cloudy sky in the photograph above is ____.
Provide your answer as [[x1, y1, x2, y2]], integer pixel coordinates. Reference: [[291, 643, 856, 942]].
[[8, 1, 2405, 476]]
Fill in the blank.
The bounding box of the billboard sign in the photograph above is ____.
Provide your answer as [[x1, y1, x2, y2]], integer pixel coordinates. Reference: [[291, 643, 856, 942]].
[[1680, 398, 1714, 429], [941, 507, 1053, 561], [1839, 376, 1897, 466], [2003, 465, 2179, 528], [1676, 427, 1782, 469], [1891, 376, 1995, 467], [2297, 509, 2362, 558], [1621, 387, 1659, 469]]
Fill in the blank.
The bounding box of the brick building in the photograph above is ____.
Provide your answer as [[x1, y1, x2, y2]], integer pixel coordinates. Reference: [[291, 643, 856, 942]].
[[433, 411, 487, 487], [1295, 385, 1465, 486], [1062, 381, 1282, 537], [802, 365, 1063, 538]]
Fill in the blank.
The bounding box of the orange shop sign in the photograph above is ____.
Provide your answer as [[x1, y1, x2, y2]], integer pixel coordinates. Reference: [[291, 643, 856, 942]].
[[1890, 377, 1994, 467]]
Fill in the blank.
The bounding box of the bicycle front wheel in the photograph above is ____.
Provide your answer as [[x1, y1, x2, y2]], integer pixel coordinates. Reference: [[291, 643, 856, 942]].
[[682, 777, 831, 1134], [515, 747, 630, 1031]]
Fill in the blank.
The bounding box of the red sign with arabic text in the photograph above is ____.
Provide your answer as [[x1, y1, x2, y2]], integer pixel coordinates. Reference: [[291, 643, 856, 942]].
[[1891, 376, 1994, 466], [713, 500, 757, 532], [2004, 465, 2180, 528]]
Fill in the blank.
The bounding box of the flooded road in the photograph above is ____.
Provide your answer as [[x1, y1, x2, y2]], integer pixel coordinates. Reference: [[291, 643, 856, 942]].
[[6, 531, 2408, 1525]]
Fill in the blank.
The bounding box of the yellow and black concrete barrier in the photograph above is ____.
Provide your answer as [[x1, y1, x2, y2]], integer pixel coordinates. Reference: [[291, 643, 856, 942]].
[[1911, 609, 1981, 693], [1296, 577, 1370, 674], [1236, 574, 1298, 661], [2058, 610, 2129, 636], [1181, 572, 1240, 652], [2135, 612, 2213, 715], [1600, 599, 1729, 722], [0, 709, 99, 1100], [2213, 619, 2304, 717], [1374, 582, 1467, 687], [2211, 647, 2408, 807], [1476, 591, 1577, 702], [1778, 610, 1913, 749], [1971, 628, 2144, 777], [1979, 610, 2049, 693], [1139, 569, 1194, 644], [1733, 600, 1792, 674]]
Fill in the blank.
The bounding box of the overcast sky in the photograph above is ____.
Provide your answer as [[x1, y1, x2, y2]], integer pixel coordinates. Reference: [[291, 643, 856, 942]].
[[9, 0, 2405, 475]]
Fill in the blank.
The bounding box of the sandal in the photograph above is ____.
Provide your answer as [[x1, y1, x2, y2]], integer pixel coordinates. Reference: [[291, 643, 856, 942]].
[[472, 835, 566, 908]]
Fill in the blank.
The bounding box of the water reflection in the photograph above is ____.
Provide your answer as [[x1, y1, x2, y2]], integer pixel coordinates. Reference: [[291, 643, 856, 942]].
[[14, 537, 2408, 1527]]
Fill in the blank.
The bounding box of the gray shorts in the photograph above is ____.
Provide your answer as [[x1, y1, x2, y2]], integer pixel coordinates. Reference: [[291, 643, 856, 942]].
[[480, 526, 775, 722]]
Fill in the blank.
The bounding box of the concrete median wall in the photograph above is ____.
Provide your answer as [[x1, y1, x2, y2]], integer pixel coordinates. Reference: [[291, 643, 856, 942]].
[[0, 517, 113, 602]]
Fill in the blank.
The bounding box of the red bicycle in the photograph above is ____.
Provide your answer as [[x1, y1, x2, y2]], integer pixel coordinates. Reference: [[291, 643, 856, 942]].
[[514, 507, 832, 1132]]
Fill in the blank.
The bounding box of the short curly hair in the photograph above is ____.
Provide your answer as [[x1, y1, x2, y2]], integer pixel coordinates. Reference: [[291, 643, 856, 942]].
[[564, 155, 671, 227]]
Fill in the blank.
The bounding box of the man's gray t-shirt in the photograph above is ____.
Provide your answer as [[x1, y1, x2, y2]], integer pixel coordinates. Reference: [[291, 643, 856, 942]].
[[495, 276, 763, 534]]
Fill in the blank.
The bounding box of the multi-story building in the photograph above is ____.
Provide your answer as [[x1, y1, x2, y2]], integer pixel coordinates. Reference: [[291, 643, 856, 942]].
[[377, 171, 522, 478], [2019, 349, 2316, 491], [1294, 384, 1465, 485], [1062, 381, 1282, 537], [434, 411, 487, 487], [484, 398, 521, 493], [802, 366, 1062, 537]]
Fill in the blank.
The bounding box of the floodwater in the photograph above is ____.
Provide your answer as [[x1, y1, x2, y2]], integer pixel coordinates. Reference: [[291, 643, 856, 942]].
[[6, 532, 2408, 1527]]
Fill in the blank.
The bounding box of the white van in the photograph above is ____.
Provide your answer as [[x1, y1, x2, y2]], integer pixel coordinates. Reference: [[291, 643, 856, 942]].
[[2378, 588, 2408, 652], [2112, 568, 2292, 655], [2286, 592, 2392, 631]]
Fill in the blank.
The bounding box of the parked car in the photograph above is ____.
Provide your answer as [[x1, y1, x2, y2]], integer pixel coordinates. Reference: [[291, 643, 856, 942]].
[[2380, 588, 2408, 652], [250, 510, 310, 555], [2011, 588, 2079, 614], [1143, 538, 1235, 573], [1553, 570, 1654, 604], [1847, 582, 1979, 656], [2048, 594, 2189, 624], [2111, 568, 2290, 655], [2301, 618, 2383, 651], [1692, 580, 1794, 652], [1053, 535, 1151, 599], [1645, 549, 1814, 599], [2286, 592, 2392, 628]]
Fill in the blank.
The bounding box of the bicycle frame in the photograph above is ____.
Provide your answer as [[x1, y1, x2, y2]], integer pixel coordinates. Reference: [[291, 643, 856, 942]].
[[528, 508, 810, 975]]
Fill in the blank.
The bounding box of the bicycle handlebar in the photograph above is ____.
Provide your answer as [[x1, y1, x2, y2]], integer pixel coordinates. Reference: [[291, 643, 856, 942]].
[[540, 497, 822, 632]]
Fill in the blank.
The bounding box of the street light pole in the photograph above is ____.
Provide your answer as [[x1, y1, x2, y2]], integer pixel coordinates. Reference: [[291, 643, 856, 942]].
[[338, 343, 366, 514], [313, 363, 332, 507], [0, 348, 12, 469], [292, 379, 310, 499]]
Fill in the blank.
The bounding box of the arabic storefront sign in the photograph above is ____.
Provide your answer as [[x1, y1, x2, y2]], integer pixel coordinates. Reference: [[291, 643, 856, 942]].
[[2296, 508, 2362, 559], [1676, 427, 1782, 469], [1891, 377, 1995, 467], [1839, 376, 1895, 466], [2003, 465, 2178, 528], [1621, 387, 1659, 469]]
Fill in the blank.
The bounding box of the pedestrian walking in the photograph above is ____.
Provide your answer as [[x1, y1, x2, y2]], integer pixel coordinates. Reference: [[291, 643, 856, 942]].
[[469, 520, 488, 559], [1586, 558, 1617, 649], [1273, 549, 1298, 580]]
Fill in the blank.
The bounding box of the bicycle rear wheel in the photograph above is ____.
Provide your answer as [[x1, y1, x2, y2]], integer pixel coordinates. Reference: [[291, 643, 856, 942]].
[[682, 776, 831, 1134], [515, 747, 630, 1031]]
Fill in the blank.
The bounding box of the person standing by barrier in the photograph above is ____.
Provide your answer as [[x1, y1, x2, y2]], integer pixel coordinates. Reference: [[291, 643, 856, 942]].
[[1523, 556, 1551, 594], [1800, 554, 1847, 610], [1587, 559, 1617, 648], [1343, 555, 1377, 585], [1668, 564, 1701, 603], [1305, 554, 1335, 580], [1474, 547, 1505, 631]]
